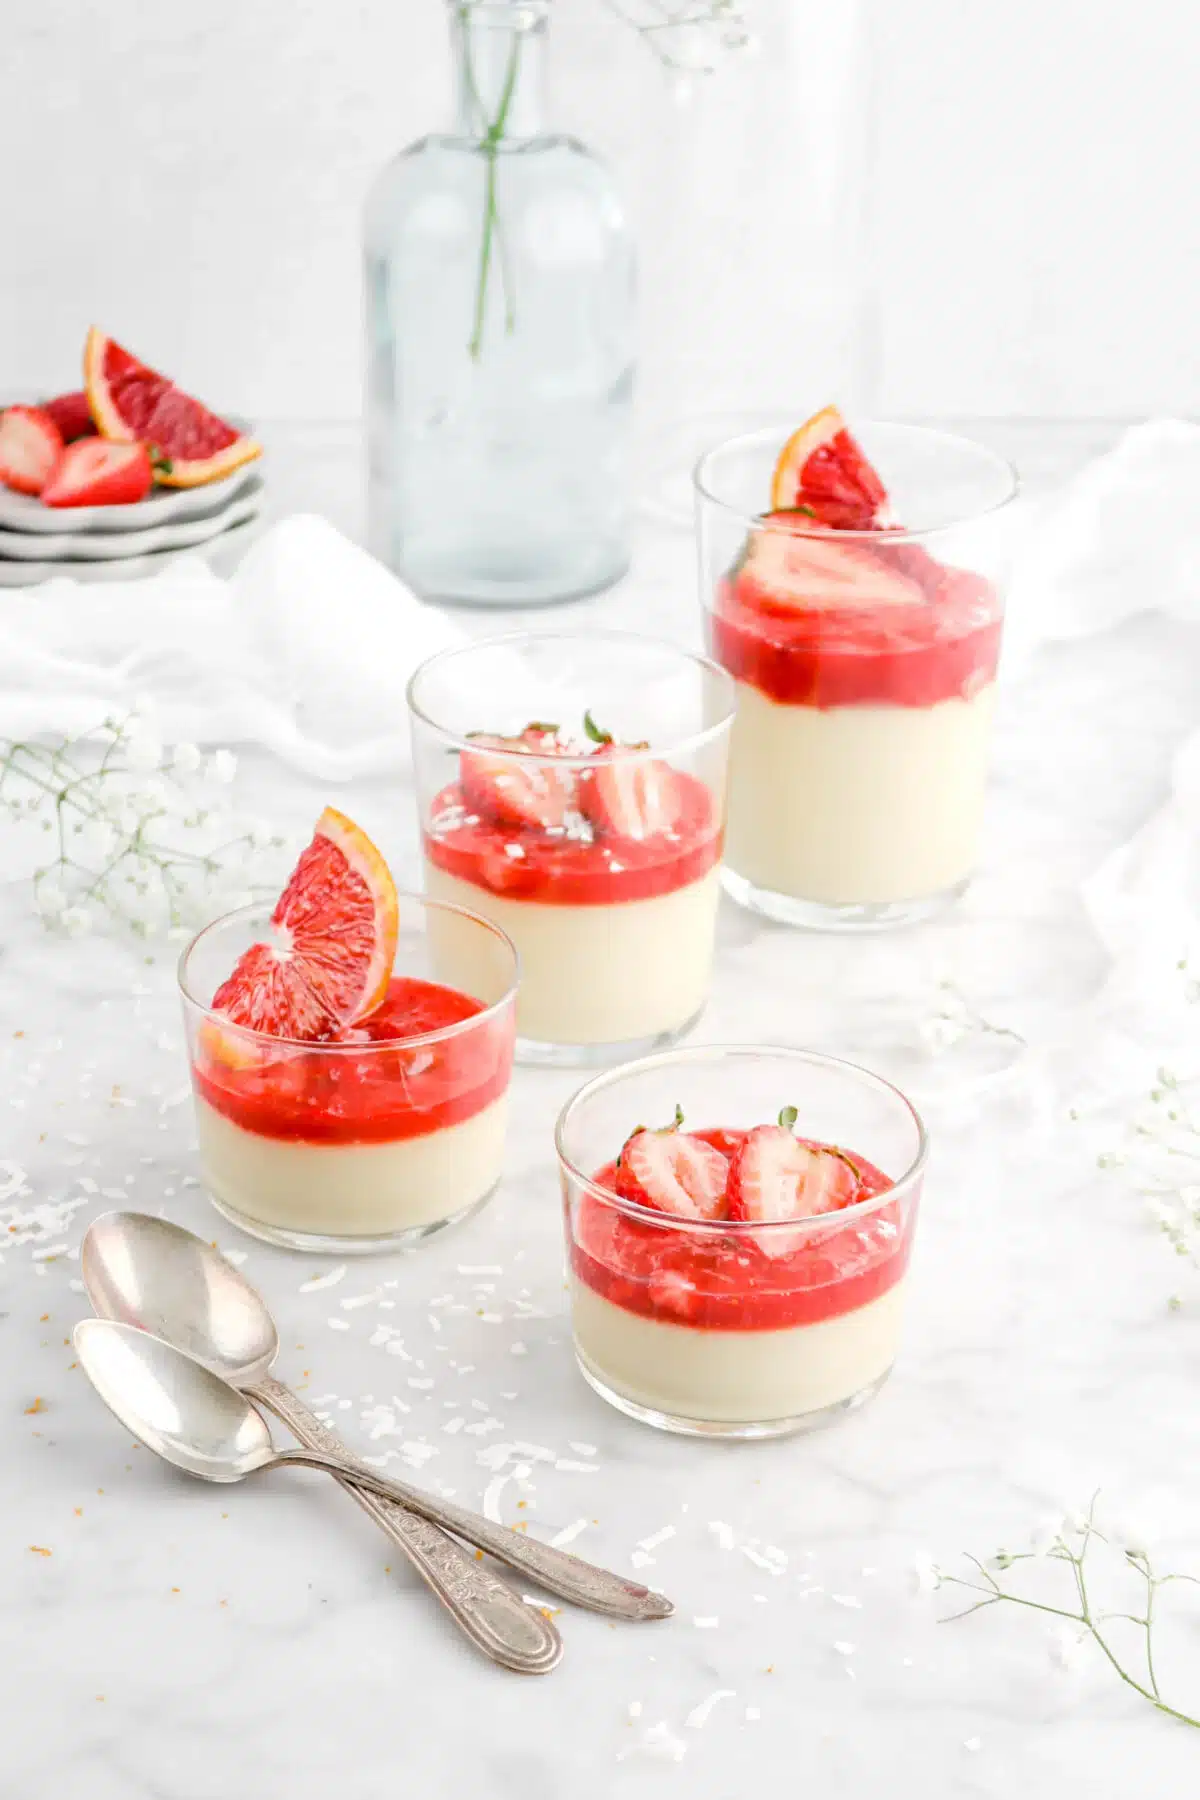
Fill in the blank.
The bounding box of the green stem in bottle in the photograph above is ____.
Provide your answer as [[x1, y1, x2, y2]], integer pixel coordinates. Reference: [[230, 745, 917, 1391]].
[[465, 25, 523, 360]]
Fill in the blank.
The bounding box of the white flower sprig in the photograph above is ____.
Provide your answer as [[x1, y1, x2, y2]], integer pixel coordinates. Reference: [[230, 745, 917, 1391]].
[[600, 0, 755, 72], [933, 1497, 1200, 1730], [1094, 1052, 1200, 1292], [0, 714, 286, 939]]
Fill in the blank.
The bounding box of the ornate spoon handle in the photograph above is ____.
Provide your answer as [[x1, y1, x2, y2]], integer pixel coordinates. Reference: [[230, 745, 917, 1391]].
[[251, 1377, 671, 1622], [252, 1374, 561, 1675]]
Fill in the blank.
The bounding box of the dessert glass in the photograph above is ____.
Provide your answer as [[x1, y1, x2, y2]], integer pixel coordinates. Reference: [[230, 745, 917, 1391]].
[[180, 895, 518, 1253], [555, 1045, 926, 1439], [696, 422, 1018, 929], [408, 630, 735, 1066]]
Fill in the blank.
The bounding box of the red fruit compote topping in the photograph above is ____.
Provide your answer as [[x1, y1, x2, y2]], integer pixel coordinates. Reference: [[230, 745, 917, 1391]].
[[707, 406, 1003, 709], [571, 1107, 914, 1331], [424, 713, 722, 905]]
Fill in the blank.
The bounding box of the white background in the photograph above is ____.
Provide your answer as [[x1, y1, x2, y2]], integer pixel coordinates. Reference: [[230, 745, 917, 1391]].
[[1, 0, 1197, 422]]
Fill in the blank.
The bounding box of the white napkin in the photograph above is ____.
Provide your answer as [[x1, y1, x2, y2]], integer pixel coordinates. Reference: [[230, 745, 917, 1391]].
[[1005, 418, 1200, 665], [1007, 420, 1200, 1098], [0, 515, 465, 779]]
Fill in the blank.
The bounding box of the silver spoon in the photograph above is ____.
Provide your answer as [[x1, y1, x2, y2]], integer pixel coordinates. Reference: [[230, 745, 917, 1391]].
[[74, 1317, 562, 1674], [81, 1210, 671, 1622]]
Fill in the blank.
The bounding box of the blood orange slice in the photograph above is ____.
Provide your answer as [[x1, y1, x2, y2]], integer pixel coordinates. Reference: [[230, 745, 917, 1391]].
[[84, 327, 261, 488], [770, 405, 890, 528], [211, 808, 399, 1041]]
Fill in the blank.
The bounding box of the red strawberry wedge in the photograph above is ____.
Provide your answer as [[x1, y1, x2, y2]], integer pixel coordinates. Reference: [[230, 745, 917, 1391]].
[[727, 1125, 861, 1257], [615, 1127, 729, 1220], [580, 755, 686, 842], [42, 391, 97, 443], [41, 439, 153, 508], [738, 517, 925, 617], [460, 730, 578, 831], [0, 405, 63, 495]]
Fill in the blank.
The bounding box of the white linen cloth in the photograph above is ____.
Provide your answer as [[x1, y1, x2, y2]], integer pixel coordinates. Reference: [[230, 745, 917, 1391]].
[[0, 515, 465, 779]]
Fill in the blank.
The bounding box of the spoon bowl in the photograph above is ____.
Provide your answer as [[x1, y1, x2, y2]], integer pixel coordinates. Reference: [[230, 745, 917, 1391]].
[[74, 1317, 275, 1481], [82, 1210, 277, 1385], [80, 1210, 673, 1623]]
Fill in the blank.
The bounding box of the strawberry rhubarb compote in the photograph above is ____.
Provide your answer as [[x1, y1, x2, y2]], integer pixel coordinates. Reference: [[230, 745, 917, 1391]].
[[410, 634, 734, 1060], [556, 1047, 926, 1436], [180, 810, 518, 1251], [697, 412, 1017, 926]]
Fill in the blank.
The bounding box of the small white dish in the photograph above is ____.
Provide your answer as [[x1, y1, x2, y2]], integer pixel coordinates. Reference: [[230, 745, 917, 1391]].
[[0, 405, 261, 534], [0, 515, 259, 587], [0, 491, 259, 562]]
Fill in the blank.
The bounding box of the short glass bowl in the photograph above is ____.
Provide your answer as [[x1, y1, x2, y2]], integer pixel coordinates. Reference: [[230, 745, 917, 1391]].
[[555, 1044, 927, 1438], [179, 894, 518, 1253]]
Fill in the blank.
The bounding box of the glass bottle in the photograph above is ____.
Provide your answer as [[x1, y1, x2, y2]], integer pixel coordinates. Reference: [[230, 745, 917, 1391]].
[[365, 1, 636, 607]]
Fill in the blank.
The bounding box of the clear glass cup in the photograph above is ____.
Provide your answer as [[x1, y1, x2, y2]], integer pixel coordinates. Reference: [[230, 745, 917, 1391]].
[[179, 894, 517, 1253], [408, 630, 735, 1065], [695, 422, 1019, 929], [555, 1045, 926, 1439]]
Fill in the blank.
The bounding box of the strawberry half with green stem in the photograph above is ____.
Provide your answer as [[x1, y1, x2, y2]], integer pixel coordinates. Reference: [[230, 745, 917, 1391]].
[[0, 405, 63, 495], [459, 724, 578, 831], [577, 710, 687, 843], [41, 438, 154, 508], [615, 1105, 730, 1219], [726, 1107, 863, 1257]]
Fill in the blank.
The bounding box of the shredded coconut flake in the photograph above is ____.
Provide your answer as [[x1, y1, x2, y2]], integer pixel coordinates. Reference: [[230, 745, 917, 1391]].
[[549, 1518, 589, 1548], [686, 1690, 736, 1731], [299, 1265, 347, 1294]]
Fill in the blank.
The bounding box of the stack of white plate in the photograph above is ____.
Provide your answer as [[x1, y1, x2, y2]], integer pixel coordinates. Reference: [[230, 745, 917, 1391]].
[[0, 453, 263, 587]]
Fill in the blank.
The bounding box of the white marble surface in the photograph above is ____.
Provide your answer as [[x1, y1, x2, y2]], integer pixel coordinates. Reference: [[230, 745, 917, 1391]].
[[4, 421, 1200, 1797]]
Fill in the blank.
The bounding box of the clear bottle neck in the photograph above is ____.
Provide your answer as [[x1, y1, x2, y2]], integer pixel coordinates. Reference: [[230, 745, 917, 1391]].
[[450, 2, 548, 141]]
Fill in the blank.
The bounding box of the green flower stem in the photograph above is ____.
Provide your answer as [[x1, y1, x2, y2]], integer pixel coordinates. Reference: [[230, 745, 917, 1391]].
[[939, 1502, 1200, 1729], [465, 28, 522, 359]]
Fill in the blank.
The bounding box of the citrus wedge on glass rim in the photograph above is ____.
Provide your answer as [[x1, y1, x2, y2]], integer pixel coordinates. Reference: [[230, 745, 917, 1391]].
[[83, 327, 262, 488], [210, 808, 400, 1044], [769, 404, 891, 528]]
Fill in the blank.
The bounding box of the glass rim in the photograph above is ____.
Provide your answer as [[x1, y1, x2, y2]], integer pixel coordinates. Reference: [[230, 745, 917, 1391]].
[[554, 1042, 928, 1241], [405, 627, 737, 767], [692, 419, 1020, 542], [177, 894, 520, 1055]]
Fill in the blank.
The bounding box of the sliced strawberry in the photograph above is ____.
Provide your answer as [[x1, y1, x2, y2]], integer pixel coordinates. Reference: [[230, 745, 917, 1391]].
[[615, 1122, 729, 1220], [42, 391, 97, 443], [460, 729, 578, 831], [579, 753, 686, 842], [727, 1125, 861, 1257], [770, 405, 891, 527], [0, 406, 63, 495], [737, 516, 925, 616], [41, 438, 153, 508]]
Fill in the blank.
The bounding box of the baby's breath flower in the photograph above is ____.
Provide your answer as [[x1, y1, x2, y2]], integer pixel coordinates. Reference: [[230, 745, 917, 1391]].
[[171, 742, 202, 775], [1048, 1623, 1088, 1671], [1, 713, 281, 939], [910, 1553, 940, 1595]]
